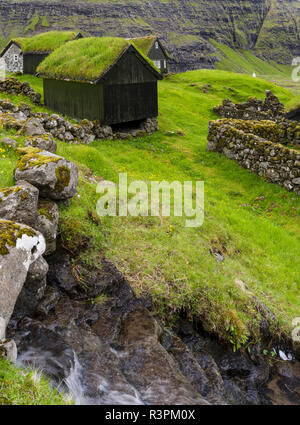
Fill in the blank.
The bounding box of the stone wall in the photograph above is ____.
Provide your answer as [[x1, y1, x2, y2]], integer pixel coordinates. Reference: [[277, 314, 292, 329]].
[[214, 119, 300, 147], [0, 97, 159, 145], [0, 78, 41, 104], [207, 119, 300, 196], [1, 44, 23, 74], [213, 91, 285, 122]]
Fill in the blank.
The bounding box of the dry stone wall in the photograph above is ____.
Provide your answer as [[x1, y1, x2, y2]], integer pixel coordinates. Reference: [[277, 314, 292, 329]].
[[0, 78, 41, 105], [207, 119, 300, 196], [213, 91, 285, 122]]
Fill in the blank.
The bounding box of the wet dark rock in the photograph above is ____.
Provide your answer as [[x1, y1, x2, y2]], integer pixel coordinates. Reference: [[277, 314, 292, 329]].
[[14, 256, 49, 317], [15, 317, 75, 380], [37, 286, 61, 317]]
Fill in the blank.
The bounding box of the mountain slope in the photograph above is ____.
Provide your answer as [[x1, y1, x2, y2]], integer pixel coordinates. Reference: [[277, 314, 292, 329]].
[[0, 1, 298, 72]]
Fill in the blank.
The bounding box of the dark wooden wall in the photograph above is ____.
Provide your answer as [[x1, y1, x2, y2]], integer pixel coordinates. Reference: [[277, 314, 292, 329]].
[[103, 82, 158, 125], [102, 47, 160, 124], [23, 53, 49, 75], [148, 41, 168, 74], [43, 79, 104, 122]]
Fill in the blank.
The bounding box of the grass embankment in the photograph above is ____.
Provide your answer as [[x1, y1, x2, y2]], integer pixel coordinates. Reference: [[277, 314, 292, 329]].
[[211, 41, 300, 96], [0, 359, 72, 405], [0, 70, 299, 352]]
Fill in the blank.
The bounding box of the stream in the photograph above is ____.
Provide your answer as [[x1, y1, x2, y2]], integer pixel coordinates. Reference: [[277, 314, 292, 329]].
[[7, 245, 300, 405]]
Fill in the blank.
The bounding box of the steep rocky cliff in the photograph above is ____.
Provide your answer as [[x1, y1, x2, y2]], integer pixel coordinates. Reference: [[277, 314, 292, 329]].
[[0, 0, 299, 72]]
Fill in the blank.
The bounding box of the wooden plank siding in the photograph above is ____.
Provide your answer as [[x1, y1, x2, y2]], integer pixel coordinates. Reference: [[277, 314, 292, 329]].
[[24, 53, 49, 75], [43, 79, 104, 122]]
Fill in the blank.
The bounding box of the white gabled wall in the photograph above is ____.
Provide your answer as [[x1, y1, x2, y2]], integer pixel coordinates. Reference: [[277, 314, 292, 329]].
[[2, 44, 23, 73]]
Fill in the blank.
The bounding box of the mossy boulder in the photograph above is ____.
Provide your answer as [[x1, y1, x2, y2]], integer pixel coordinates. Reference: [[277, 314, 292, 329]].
[[14, 149, 78, 200], [0, 181, 39, 228], [0, 113, 23, 130], [19, 117, 46, 137], [24, 134, 57, 154], [36, 200, 59, 255], [0, 220, 46, 328], [1, 137, 18, 148]]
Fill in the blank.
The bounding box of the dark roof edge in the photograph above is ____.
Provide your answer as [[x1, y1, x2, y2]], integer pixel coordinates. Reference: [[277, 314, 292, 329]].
[[156, 38, 171, 59], [97, 44, 163, 83]]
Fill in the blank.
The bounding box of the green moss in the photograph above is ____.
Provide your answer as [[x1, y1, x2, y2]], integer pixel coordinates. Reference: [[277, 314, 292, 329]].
[[22, 31, 81, 53], [55, 166, 70, 193], [15, 148, 60, 172], [0, 220, 36, 256], [0, 187, 22, 199]]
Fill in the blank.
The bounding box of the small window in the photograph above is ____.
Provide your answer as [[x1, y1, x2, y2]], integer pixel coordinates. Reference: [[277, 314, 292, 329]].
[[155, 42, 159, 49], [154, 60, 161, 69], [14, 55, 18, 62], [164, 60, 167, 68]]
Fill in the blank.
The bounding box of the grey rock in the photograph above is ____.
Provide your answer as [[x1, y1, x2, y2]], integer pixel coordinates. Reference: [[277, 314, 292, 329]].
[[24, 133, 57, 154], [0, 181, 39, 227], [0, 220, 46, 325], [15, 256, 49, 316], [0, 317, 6, 340], [20, 117, 46, 136], [14, 151, 79, 200], [35, 200, 59, 256]]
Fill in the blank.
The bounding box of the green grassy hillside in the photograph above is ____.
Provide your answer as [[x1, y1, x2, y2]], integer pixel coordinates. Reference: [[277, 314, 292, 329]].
[[212, 40, 291, 77], [0, 70, 299, 352], [0, 0, 299, 71]]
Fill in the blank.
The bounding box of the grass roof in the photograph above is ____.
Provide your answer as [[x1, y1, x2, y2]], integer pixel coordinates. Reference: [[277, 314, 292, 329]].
[[22, 31, 81, 53], [131, 36, 157, 56], [12, 38, 26, 47], [37, 37, 159, 83]]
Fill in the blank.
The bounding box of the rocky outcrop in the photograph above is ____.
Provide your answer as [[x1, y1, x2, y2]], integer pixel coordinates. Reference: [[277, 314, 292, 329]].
[[0, 1, 299, 71], [207, 119, 300, 195], [14, 149, 79, 200], [213, 91, 285, 122]]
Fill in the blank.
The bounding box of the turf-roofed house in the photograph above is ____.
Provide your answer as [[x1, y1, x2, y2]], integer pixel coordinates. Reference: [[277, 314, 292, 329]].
[[22, 31, 83, 75], [0, 38, 25, 73], [37, 37, 163, 126], [131, 36, 169, 74]]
